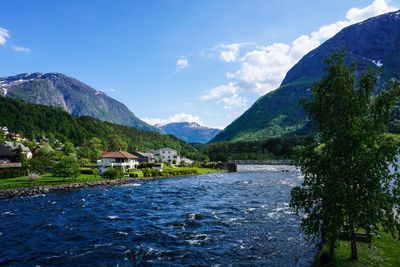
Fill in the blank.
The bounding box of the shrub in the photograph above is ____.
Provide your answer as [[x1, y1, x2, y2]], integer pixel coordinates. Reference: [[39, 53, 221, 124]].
[[138, 162, 155, 169], [129, 173, 138, 178], [80, 168, 94, 175], [142, 171, 152, 177], [0, 168, 25, 179], [103, 167, 121, 179]]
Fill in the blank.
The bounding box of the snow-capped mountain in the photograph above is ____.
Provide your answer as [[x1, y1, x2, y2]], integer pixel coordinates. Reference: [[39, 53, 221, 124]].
[[0, 72, 157, 132], [158, 122, 221, 143]]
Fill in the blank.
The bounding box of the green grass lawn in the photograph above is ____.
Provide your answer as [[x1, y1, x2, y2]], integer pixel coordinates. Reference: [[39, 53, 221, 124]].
[[163, 166, 220, 174], [0, 173, 102, 190], [315, 229, 400, 267], [0, 167, 221, 190]]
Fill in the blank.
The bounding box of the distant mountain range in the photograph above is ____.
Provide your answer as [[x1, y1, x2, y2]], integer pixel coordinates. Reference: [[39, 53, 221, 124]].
[[158, 122, 221, 143], [212, 10, 400, 142], [0, 72, 157, 132]]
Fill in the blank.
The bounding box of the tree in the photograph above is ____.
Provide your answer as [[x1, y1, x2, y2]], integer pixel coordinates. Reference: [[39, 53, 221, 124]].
[[290, 52, 400, 261], [78, 137, 103, 162], [106, 134, 128, 151], [26, 155, 54, 175], [52, 156, 80, 180], [64, 142, 76, 157]]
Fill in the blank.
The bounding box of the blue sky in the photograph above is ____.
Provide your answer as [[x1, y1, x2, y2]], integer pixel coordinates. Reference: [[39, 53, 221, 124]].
[[0, 0, 399, 129]]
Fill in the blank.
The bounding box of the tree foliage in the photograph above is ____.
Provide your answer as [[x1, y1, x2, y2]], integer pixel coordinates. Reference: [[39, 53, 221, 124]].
[[52, 156, 80, 180], [203, 136, 314, 161], [0, 96, 198, 157], [290, 52, 400, 261]]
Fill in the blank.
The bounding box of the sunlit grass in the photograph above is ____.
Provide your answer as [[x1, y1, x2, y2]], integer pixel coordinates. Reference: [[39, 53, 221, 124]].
[[315, 229, 400, 266]]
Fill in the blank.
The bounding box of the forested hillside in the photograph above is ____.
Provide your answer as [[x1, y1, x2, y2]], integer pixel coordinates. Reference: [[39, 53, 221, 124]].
[[0, 96, 197, 156]]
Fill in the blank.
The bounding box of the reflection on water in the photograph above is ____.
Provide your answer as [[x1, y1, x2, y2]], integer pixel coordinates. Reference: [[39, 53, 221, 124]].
[[0, 169, 317, 266]]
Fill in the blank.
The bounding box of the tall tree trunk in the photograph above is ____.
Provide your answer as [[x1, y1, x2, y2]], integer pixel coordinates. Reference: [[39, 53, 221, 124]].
[[349, 220, 358, 260]]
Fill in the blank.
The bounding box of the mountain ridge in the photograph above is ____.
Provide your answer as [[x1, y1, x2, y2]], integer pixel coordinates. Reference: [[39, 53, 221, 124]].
[[0, 72, 158, 132], [158, 122, 221, 143], [212, 10, 400, 142]]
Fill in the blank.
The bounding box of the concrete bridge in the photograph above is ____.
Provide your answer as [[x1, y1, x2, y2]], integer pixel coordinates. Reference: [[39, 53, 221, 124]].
[[226, 160, 293, 172]]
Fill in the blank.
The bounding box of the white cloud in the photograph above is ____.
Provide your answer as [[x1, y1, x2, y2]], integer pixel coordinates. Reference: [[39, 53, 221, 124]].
[[217, 43, 242, 62], [176, 58, 189, 70], [217, 93, 248, 109], [346, 0, 396, 22], [11, 45, 30, 52], [200, 82, 240, 100], [0, 27, 10, 45], [0, 26, 31, 52], [142, 113, 202, 126], [200, 82, 248, 109], [222, 0, 397, 96], [214, 42, 253, 62]]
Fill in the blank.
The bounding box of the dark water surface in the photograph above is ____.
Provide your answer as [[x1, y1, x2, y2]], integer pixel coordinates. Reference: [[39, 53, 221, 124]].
[[0, 168, 318, 266]]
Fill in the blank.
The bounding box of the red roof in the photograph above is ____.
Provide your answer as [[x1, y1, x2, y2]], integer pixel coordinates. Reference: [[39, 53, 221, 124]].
[[100, 151, 138, 159]]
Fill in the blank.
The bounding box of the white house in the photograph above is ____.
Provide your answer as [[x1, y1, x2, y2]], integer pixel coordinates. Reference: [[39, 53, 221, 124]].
[[97, 151, 139, 173], [179, 157, 193, 165], [153, 148, 178, 163]]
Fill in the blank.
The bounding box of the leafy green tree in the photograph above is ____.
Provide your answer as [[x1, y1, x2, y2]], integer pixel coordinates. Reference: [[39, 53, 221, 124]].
[[290, 52, 400, 261], [64, 142, 76, 157], [26, 155, 54, 175], [52, 156, 80, 180], [106, 134, 128, 151], [78, 137, 103, 162]]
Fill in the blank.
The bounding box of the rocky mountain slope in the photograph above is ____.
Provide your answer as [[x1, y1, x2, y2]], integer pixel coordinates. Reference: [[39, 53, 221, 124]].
[[158, 122, 221, 143], [212, 10, 400, 142], [0, 72, 157, 131]]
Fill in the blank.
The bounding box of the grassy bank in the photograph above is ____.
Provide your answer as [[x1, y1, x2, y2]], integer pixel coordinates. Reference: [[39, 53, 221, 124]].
[[0, 167, 221, 190], [314, 229, 400, 267]]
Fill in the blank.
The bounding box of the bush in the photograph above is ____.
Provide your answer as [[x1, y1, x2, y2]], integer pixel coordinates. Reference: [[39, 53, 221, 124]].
[[129, 173, 138, 178], [103, 167, 121, 179], [0, 168, 25, 179], [138, 162, 155, 169], [80, 168, 94, 175]]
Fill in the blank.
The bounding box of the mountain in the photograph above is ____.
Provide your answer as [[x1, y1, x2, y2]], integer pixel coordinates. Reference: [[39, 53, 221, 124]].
[[212, 10, 400, 142], [0, 72, 158, 132], [158, 122, 221, 143]]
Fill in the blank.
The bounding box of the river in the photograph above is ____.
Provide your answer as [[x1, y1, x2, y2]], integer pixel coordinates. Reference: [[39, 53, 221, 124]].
[[0, 167, 318, 266]]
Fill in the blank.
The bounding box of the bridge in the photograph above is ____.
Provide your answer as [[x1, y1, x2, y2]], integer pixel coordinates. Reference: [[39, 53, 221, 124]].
[[226, 160, 293, 172]]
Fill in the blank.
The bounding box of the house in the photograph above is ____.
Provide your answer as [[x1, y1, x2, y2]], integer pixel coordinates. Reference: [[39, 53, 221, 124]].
[[179, 157, 194, 165], [0, 126, 8, 137], [132, 151, 156, 163], [97, 151, 139, 173], [0, 141, 32, 168], [6, 133, 24, 142], [153, 148, 178, 163], [2, 141, 32, 159]]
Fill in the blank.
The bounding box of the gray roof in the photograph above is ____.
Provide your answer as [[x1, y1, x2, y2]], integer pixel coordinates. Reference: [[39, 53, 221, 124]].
[[134, 151, 155, 158], [0, 144, 15, 157], [4, 141, 31, 153]]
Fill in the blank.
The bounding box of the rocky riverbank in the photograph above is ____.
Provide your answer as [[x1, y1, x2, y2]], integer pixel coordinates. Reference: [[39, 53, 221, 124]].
[[0, 169, 222, 199], [0, 177, 146, 199]]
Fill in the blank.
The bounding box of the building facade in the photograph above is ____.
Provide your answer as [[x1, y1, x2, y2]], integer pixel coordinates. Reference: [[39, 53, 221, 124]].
[[97, 151, 139, 173]]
